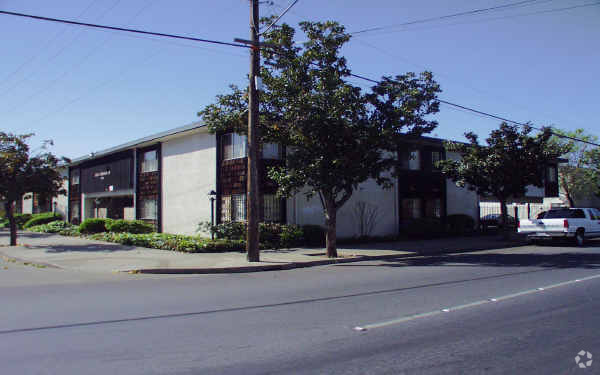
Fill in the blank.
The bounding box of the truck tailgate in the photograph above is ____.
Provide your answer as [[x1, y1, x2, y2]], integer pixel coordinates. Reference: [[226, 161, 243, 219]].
[[518, 219, 566, 233]]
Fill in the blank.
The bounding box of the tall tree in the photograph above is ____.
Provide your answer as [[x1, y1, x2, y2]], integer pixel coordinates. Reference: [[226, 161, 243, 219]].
[[200, 20, 440, 257], [549, 128, 599, 207], [0, 133, 67, 246], [439, 123, 567, 237]]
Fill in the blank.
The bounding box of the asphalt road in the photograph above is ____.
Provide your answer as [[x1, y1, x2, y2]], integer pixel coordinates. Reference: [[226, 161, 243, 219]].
[[1, 240, 600, 374]]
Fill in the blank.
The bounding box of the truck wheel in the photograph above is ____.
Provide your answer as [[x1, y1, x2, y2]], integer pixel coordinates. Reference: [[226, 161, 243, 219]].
[[574, 229, 585, 247]]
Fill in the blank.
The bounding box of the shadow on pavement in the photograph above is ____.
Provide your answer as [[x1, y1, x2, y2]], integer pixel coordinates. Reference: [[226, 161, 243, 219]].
[[24, 243, 136, 253], [342, 251, 600, 270]]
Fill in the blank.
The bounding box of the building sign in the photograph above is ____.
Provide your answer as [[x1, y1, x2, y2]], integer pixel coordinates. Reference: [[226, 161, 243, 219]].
[[93, 169, 111, 179]]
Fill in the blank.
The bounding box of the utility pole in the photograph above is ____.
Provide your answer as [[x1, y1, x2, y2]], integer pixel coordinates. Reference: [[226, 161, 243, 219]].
[[246, 0, 260, 262]]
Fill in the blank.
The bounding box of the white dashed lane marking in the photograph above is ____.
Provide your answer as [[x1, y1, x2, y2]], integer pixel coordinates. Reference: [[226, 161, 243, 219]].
[[353, 273, 600, 331]]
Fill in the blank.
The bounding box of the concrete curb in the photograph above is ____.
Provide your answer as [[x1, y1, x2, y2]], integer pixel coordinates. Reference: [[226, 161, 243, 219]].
[[0, 250, 61, 269], [125, 240, 530, 274]]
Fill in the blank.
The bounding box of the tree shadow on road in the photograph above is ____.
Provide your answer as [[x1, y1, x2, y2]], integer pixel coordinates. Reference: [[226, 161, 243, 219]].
[[365, 251, 600, 269]]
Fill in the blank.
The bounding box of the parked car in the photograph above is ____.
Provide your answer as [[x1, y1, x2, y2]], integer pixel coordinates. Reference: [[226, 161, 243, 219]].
[[480, 214, 516, 230], [517, 207, 600, 246]]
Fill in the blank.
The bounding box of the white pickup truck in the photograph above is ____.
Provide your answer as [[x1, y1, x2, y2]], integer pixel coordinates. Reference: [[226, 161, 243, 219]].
[[518, 207, 600, 246]]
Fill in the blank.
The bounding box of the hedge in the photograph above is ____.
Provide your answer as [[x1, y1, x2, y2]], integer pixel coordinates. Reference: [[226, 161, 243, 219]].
[[28, 220, 73, 233], [107, 219, 154, 234], [89, 232, 246, 253], [79, 218, 113, 234], [446, 214, 475, 235], [23, 212, 63, 229]]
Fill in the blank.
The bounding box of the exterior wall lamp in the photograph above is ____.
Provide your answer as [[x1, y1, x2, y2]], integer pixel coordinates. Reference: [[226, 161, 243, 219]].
[[208, 190, 217, 240]]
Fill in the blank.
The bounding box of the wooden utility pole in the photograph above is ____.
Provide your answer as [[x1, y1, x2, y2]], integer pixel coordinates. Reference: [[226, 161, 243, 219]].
[[246, 0, 260, 262]]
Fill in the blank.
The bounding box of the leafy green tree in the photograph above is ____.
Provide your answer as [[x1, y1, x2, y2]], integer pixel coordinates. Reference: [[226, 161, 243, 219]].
[[549, 128, 599, 207], [0, 133, 67, 246], [439, 123, 567, 236], [199, 20, 441, 257]]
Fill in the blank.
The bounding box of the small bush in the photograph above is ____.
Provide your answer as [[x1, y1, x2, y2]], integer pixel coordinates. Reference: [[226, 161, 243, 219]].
[[301, 225, 326, 247], [29, 220, 72, 233], [404, 217, 444, 237], [107, 219, 154, 234], [79, 218, 113, 234], [24, 212, 62, 229], [446, 214, 475, 235], [199, 221, 305, 249], [13, 213, 33, 229]]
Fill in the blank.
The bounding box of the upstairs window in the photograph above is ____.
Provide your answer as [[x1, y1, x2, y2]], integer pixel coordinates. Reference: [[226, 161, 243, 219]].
[[400, 150, 421, 170], [71, 169, 80, 185], [431, 151, 443, 169], [142, 150, 158, 173], [262, 143, 282, 160], [222, 133, 247, 160]]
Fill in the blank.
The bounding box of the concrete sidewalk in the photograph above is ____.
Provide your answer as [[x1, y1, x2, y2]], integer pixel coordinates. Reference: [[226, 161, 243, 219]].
[[0, 229, 528, 274]]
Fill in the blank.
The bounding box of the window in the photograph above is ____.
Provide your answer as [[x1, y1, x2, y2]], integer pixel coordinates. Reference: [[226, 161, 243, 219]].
[[425, 198, 442, 218], [400, 150, 421, 170], [431, 151, 443, 169], [402, 198, 422, 220], [140, 199, 157, 220], [262, 143, 282, 160], [222, 133, 247, 160], [547, 166, 557, 183], [71, 169, 80, 185], [221, 194, 246, 222], [141, 150, 158, 173], [263, 194, 281, 222]]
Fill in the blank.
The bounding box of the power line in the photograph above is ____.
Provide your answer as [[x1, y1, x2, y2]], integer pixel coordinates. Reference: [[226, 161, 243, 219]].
[[260, 0, 300, 35], [3, 1, 156, 114], [350, 0, 554, 35], [0, 0, 99, 90], [354, 1, 600, 37], [0, 10, 250, 49]]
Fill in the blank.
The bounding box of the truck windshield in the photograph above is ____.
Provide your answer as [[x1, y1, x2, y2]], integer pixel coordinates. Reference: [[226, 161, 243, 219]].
[[544, 209, 586, 219]]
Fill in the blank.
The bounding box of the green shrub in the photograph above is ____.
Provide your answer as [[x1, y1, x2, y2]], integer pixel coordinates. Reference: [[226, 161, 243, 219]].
[[446, 214, 475, 235], [23, 212, 62, 229], [107, 219, 154, 234], [13, 213, 33, 229], [301, 225, 326, 247], [200, 221, 247, 240], [199, 221, 305, 249], [79, 218, 113, 234], [0, 213, 33, 229], [29, 220, 72, 233], [89, 232, 245, 253], [404, 217, 444, 237]]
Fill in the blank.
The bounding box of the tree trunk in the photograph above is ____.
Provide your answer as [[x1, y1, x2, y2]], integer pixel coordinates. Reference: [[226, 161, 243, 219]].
[[499, 199, 510, 240], [566, 194, 575, 208], [325, 203, 338, 258], [5, 201, 17, 246]]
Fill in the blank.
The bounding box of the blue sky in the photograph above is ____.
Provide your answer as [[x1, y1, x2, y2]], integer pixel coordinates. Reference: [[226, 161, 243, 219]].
[[1, 0, 598, 159]]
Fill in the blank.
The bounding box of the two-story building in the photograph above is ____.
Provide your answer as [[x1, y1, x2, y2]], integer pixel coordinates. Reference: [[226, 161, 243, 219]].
[[59, 121, 561, 237]]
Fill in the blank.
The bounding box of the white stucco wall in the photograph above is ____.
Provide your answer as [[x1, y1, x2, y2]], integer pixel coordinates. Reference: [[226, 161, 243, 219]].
[[162, 131, 217, 236], [52, 168, 69, 219], [21, 194, 33, 214], [287, 177, 398, 238], [445, 151, 479, 223]]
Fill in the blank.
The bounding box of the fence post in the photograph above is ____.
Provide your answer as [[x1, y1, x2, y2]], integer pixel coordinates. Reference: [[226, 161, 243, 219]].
[[514, 205, 518, 227]]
